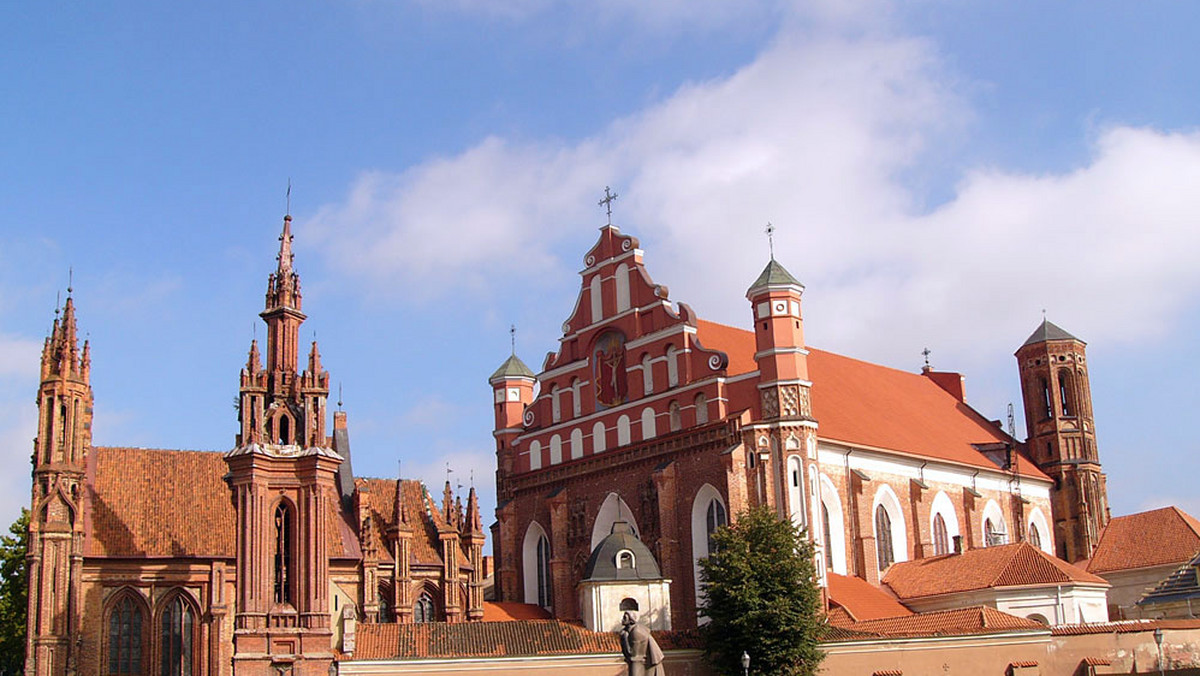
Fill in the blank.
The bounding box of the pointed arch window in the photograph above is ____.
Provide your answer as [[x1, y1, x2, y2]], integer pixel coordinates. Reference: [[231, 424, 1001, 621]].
[[706, 499, 727, 554], [933, 513, 950, 556], [378, 583, 395, 623], [1058, 369, 1074, 417], [107, 594, 145, 675], [1039, 377, 1051, 418], [273, 503, 293, 605], [414, 592, 435, 623], [821, 504, 834, 572], [875, 505, 894, 570], [159, 595, 194, 676], [1029, 522, 1042, 550]]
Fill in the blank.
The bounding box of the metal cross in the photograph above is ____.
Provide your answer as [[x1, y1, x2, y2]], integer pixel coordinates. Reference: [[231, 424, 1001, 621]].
[[510, 324, 516, 355], [599, 186, 619, 226], [765, 222, 775, 260], [922, 347, 932, 367]]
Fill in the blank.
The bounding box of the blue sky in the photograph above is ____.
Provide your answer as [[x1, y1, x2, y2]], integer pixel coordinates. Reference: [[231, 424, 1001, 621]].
[[2, 1, 1198, 530]]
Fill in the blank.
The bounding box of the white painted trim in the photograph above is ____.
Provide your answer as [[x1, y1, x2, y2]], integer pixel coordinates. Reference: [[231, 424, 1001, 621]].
[[753, 347, 811, 360], [757, 378, 813, 389]]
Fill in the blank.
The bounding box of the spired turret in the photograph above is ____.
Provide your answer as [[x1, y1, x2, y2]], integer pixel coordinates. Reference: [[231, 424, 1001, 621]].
[[490, 351, 535, 495], [1015, 319, 1109, 563]]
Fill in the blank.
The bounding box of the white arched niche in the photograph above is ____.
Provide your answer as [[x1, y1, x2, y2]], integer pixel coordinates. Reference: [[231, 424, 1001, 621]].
[[641, 407, 657, 439], [590, 275, 603, 323], [872, 483, 908, 566], [691, 483, 728, 619], [592, 421, 607, 453], [522, 522, 552, 607], [617, 415, 631, 446], [981, 499, 1008, 546], [591, 492, 640, 552], [615, 263, 631, 312], [929, 490, 960, 554], [528, 440, 542, 471], [786, 456, 805, 531], [1028, 507, 1053, 554], [818, 473, 847, 575]]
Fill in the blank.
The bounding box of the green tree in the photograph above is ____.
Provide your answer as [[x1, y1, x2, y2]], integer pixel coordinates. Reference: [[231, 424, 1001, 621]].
[[698, 505, 824, 675], [0, 509, 28, 676]]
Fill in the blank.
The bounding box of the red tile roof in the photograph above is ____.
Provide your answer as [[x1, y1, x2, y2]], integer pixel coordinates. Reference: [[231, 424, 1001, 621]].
[[837, 606, 1044, 638], [1087, 506, 1200, 573], [352, 620, 619, 660], [826, 573, 912, 622], [1082, 657, 1111, 666], [883, 542, 1107, 600], [1050, 618, 1200, 636], [85, 447, 236, 558], [694, 321, 1047, 480], [359, 478, 448, 567], [482, 602, 553, 622]]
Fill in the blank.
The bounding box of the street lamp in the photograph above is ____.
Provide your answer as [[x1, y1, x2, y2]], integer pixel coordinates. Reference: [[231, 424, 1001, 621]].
[[741, 651, 750, 676], [1154, 627, 1165, 676]]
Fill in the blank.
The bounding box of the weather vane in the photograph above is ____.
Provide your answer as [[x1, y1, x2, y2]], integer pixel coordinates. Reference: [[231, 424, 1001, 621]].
[[599, 186, 619, 226], [922, 347, 931, 368], [765, 222, 775, 260]]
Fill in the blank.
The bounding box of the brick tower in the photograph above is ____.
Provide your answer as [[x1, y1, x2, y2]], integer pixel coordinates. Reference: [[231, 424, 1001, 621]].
[[26, 292, 92, 676], [225, 215, 340, 675], [488, 350, 534, 602], [1016, 319, 1109, 563]]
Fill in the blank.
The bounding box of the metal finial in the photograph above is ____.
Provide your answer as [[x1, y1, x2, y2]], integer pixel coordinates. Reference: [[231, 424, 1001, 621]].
[[1042, 308, 1047, 321], [55, 290, 61, 316], [67, 267, 74, 295], [337, 383, 343, 410], [445, 462, 453, 483], [599, 186, 619, 226], [765, 222, 775, 260], [470, 469, 475, 488], [510, 324, 516, 355], [286, 178, 292, 216], [921, 347, 931, 368]]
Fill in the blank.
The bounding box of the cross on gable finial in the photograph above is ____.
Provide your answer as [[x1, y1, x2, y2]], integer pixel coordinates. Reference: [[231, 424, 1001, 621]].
[[765, 222, 775, 260], [922, 347, 932, 368], [599, 186, 619, 226]]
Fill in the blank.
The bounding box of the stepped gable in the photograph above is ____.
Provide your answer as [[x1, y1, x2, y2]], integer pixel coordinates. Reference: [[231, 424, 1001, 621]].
[[693, 320, 1047, 479], [826, 572, 913, 622], [358, 478, 453, 567], [1086, 506, 1200, 574], [883, 542, 1107, 600], [352, 620, 619, 660], [837, 606, 1045, 638], [85, 447, 235, 558]]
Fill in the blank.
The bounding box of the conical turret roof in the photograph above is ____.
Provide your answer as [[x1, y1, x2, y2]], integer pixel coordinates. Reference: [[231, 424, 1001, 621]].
[[747, 258, 803, 295], [1021, 319, 1082, 347], [489, 353, 535, 382]]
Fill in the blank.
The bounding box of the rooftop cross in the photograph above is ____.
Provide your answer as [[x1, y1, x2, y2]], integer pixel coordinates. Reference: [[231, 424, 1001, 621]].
[[765, 222, 775, 260], [598, 186, 619, 226]]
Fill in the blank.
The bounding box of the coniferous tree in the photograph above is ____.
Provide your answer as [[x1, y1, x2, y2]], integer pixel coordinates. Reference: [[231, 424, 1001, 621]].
[[698, 505, 824, 675], [0, 509, 27, 675]]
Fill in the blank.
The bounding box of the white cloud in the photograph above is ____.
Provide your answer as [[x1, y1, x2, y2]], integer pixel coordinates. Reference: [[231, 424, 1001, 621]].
[[0, 335, 41, 378]]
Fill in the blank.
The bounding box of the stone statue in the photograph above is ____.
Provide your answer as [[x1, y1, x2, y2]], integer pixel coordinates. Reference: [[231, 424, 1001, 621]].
[[619, 611, 665, 676]]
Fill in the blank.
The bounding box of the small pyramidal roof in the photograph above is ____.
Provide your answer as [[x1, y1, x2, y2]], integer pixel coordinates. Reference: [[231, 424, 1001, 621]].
[[489, 354, 535, 382], [747, 258, 803, 295], [1021, 319, 1082, 347]]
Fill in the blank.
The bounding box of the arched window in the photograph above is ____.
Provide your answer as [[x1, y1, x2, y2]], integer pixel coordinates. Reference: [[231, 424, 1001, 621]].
[[549, 435, 562, 465], [536, 534, 552, 608], [619, 597, 639, 612], [617, 415, 631, 446], [641, 407, 657, 440], [592, 421, 607, 453], [668, 401, 681, 432], [107, 593, 145, 675], [1039, 377, 1051, 418], [985, 518, 999, 546], [642, 354, 654, 395], [706, 499, 727, 554], [159, 595, 194, 676], [590, 275, 603, 323], [694, 392, 708, 424], [1029, 522, 1042, 549], [821, 505, 834, 572], [1058, 370, 1073, 417], [570, 428, 584, 460], [414, 592, 435, 623], [787, 456, 805, 530], [933, 513, 950, 556], [616, 549, 635, 569], [378, 584, 395, 623], [528, 440, 542, 470], [875, 505, 894, 571], [666, 346, 679, 387], [615, 263, 631, 312], [273, 503, 293, 605]]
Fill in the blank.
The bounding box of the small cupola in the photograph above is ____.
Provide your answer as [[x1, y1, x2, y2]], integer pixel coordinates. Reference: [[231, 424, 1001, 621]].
[[578, 521, 672, 632]]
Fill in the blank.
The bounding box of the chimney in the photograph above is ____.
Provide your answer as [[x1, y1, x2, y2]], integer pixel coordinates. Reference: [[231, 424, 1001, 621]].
[[953, 535, 964, 554]]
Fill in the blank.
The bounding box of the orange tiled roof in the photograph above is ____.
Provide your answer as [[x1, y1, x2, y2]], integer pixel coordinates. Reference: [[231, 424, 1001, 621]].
[[883, 542, 1107, 600], [482, 602, 553, 621], [1087, 506, 1200, 573], [826, 573, 912, 622], [1050, 618, 1200, 636], [839, 606, 1044, 638], [694, 321, 1047, 479], [359, 478, 448, 567], [86, 447, 236, 558], [352, 620, 619, 660]]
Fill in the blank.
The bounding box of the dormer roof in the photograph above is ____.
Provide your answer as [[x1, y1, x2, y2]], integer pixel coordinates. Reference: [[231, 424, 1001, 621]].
[[582, 521, 663, 581]]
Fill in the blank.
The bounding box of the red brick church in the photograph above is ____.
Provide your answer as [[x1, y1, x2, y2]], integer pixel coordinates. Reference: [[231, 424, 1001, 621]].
[[25, 217, 486, 676]]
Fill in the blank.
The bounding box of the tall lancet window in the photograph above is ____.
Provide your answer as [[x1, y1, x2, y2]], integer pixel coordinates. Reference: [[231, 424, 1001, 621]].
[[274, 503, 293, 605], [159, 595, 194, 676]]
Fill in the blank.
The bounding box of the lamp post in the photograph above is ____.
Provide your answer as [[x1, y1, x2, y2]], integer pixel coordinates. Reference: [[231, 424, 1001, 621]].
[[741, 651, 750, 676], [1154, 627, 1165, 676]]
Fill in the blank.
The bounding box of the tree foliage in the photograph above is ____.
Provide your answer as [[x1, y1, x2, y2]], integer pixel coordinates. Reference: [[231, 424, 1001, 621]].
[[0, 509, 28, 676], [698, 505, 824, 675]]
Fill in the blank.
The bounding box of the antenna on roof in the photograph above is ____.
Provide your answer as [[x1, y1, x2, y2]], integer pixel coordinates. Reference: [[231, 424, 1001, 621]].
[[765, 222, 775, 260]]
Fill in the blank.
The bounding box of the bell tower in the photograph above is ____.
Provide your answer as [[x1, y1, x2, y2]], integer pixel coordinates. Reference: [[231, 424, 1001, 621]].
[[27, 291, 92, 676], [1016, 319, 1109, 563], [226, 215, 339, 675]]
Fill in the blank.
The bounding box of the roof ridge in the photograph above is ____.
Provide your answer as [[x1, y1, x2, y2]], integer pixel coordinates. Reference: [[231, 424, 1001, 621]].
[[93, 445, 222, 455]]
